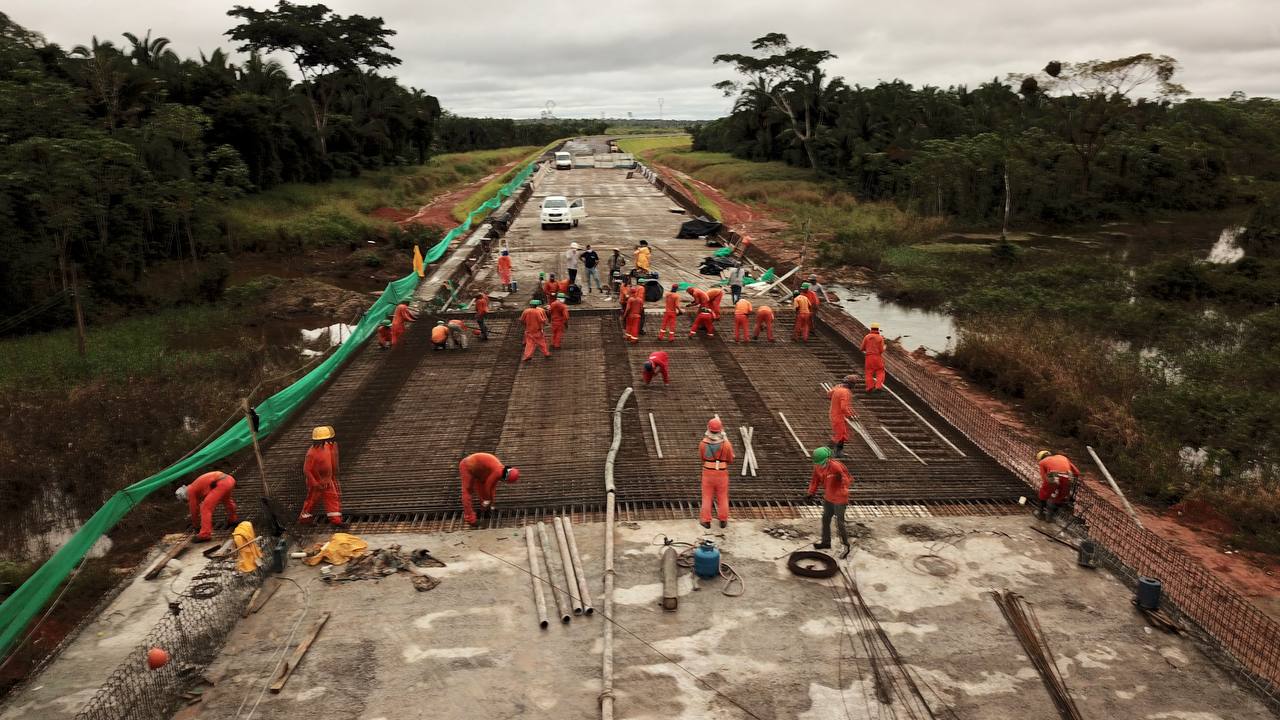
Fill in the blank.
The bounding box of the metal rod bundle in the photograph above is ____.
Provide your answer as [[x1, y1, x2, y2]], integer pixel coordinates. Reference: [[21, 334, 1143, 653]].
[[562, 515, 594, 615], [537, 521, 571, 623], [553, 516, 584, 615], [990, 590, 1083, 720], [524, 526, 549, 629]]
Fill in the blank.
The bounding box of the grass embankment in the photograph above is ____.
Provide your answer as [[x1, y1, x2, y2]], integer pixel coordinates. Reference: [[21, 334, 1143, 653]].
[[632, 136, 1280, 552], [449, 141, 562, 223]]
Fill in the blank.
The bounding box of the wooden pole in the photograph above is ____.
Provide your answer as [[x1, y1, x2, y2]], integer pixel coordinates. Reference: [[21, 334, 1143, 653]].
[[241, 398, 271, 499], [270, 612, 330, 693]]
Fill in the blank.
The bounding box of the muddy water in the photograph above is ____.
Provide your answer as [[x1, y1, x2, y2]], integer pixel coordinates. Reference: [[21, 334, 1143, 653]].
[[827, 284, 956, 355]]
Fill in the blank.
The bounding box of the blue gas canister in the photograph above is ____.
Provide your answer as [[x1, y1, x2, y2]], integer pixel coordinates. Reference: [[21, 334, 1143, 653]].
[[693, 540, 721, 579]]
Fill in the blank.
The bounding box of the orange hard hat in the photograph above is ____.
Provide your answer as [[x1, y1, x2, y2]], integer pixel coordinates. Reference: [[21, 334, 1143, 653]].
[[707, 418, 723, 433], [504, 467, 520, 484], [147, 647, 171, 670]]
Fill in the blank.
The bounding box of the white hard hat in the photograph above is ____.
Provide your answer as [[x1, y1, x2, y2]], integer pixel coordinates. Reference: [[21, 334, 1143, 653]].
[[570, 242, 580, 250], [175, 485, 188, 502]]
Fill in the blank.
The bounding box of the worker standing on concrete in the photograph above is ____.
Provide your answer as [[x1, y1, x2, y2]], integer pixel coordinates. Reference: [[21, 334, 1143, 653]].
[[659, 284, 682, 341], [1035, 450, 1080, 521], [689, 305, 717, 338], [431, 321, 449, 351], [474, 293, 490, 341], [176, 470, 239, 541], [376, 319, 393, 349], [827, 375, 858, 457], [299, 426, 344, 527], [391, 298, 416, 347], [520, 299, 551, 361], [549, 292, 570, 349], [459, 452, 520, 526], [706, 286, 726, 319], [861, 322, 886, 391], [634, 240, 652, 274], [733, 297, 753, 343], [447, 319, 469, 350], [497, 250, 514, 292], [753, 303, 776, 342], [623, 288, 644, 343], [565, 242, 581, 286], [792, 290, 813, 342], [581, 244, 601, 293], [642, 350, 670, 385], [807, 447, 853, 558], [699, 418, 735, 529], [727, 265, 747, 303]]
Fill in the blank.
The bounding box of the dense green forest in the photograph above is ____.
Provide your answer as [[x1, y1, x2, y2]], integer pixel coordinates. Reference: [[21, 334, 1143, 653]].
[[0, 6, 604, 334], [695, 34, 1280, 226]]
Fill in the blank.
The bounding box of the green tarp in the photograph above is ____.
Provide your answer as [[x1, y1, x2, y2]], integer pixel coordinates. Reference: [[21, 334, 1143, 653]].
[[0, 158, 540, 657]]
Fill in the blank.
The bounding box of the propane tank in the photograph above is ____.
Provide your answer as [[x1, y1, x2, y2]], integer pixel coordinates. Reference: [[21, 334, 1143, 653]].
[[693, 539, 721, 580]]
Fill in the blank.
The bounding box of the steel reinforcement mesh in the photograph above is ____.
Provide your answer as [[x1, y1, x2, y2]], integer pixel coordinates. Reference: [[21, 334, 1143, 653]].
[[816, 307, 1280, 699], [72, 546, 268, 720]]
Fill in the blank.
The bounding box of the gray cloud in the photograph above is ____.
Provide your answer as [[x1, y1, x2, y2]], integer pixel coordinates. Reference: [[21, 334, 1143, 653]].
[[6, 0, 1278, 119]]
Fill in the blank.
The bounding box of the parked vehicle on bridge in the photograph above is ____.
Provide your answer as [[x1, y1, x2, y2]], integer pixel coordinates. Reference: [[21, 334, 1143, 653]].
[[540, 196, 587, 229], [554, 151, 573, 170]]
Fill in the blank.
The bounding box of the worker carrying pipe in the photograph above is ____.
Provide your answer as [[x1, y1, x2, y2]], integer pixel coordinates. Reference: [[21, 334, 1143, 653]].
[[753, 303, 775, 342], [299, 425, 345, 527], [699, 418, 735, 529], [827, 374, 858, 457], [642, 350, 670, 385], [659, 284, 682, 342], [521, 299, 551, 361], [390, 298, 417, 347], [1035, 450, 1080, 522], [733, 297, 753, 343], [807, 447, 853, 558], [792, 287, 813, 342], [176, 470, 238, 541], [460, 452, 520, 526], [549, 292, 570, 349], [861, 322, 886, 392]]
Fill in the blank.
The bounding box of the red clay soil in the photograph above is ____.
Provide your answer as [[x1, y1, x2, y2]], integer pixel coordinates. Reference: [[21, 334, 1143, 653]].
[[643, 154, 1280, 621], [376, 159, 523, 230]]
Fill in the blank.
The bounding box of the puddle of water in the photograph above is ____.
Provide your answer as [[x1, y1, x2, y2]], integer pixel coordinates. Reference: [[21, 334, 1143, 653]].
[[1205, 226, 1245, 264], [827, 284, 956, 355]]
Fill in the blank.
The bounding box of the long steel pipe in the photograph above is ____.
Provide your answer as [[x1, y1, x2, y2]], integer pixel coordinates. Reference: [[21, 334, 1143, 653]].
[[525, 526, 549, 629], [537, 521, 571, 623], [562, 515, 594, 615], [553, 516, 584, 615], [601, 387, 633, 720]]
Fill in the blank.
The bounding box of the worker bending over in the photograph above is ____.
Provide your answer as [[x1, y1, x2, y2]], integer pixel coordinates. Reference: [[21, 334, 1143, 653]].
[[828, 374, 858, 457], [699, 418, 735, 529], [689, 306, 717, 338], [861, 322, 886, 391], [447, 319, 469, 350], [520, 299, 551, 361], [807, 447, 853, 558], [549, 292, 570, 348], [497, 249, 514, 292], [300, 425, 345, 526], [391, 298, 417, 347], [459, 453, 520, 526], [685, 286, 710, 312], [733, 297, 753, 343], [753, 303, 775, 342], [659, 284, 682, 341], [792, 288, 813, 342], [1036, 450, 1080, 521], [705, 287, 725, 319], [642, 350, 670, 385], [431, 321, 449, 350], [377, 319, 393, 349], [176, 470, 238, 541]]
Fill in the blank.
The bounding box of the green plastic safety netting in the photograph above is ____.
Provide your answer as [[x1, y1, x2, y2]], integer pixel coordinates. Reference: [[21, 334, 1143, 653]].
[[0, 158, 540, 657]]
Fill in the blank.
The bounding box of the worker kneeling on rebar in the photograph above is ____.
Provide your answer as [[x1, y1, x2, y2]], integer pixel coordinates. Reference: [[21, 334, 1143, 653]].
[[176, 470, 239, 541], [460, 452, 520, 526], [1035, 450, 1080, 522], [807, 447, 854, 559]]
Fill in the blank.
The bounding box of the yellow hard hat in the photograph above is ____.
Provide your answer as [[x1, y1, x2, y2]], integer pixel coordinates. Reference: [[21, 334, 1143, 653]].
[[870, 322, 880, 330], [1036, 450, 1052, 462], [312, 426, 336, 441]]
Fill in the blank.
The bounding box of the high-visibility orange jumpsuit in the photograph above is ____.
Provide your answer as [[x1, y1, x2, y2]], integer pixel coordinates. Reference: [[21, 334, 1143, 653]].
[[187, 471, 238, 540], [686, 287, 710, 309], [624, 295, 644, 342], [497, 254, 513, 287], [542, 278, 558, 303], [802, 288, 820, 309], [690, 307, 716, 337], [828, 384, 855, 444], [431, 324, 449, 348], [733, 299, 753, 342], [520, 306, 550, 360], [643, 350, 670, 384], [474, 294, 490, 341], [459, 452, 507, 525], [660, 291, 681, 341], [753, 305, 775, 341], [300, 441, 343, 525], [376, 324, 392, 349], [792, 294, 812, 342], [706, 288, 725, 319], [549, 299, 569, 348], [699, 434, 735, 524], [1038, 454, 1080, 504], [391, 303, 416, 347], [558, 279, 570, 295], [861, 330, 886, 391]]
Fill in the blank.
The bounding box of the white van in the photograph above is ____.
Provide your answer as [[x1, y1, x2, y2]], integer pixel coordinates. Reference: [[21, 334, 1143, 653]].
[[540, 196, 587, 229], [554, 151, 573, 170]]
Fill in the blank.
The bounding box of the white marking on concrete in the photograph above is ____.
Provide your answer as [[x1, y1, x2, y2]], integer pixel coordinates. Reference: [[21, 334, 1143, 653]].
[[1160, 646, 1190, 668], [797, 681, 885, 720], [1147, 713, 1227, 720], [294, 686, 327, 702], [1074, 645, 1119, 669], [401, 645, 490, 663], [412, 606, 510, 630], [910, 666, 1039, 696], [1116, 684, 1148, 700], [878, 621, 940, 639]]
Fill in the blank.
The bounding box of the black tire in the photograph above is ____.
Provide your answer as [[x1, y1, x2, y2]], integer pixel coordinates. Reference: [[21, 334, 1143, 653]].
[[573, 219, 579, 227], [541, 223, 548, 230], [787, 550, 839, 579]]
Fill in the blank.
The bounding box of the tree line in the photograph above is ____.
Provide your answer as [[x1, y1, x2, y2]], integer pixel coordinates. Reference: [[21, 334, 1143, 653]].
[[0, 4, 603, 340], [696, 34, 1280, 227]]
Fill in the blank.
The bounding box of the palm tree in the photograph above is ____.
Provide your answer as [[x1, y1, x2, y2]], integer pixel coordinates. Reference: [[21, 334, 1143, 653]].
[[122, 29, 170, 67]]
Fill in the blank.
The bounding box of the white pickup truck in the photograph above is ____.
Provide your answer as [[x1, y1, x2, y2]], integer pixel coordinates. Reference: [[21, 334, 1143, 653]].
[[540, 196, 586, 229]]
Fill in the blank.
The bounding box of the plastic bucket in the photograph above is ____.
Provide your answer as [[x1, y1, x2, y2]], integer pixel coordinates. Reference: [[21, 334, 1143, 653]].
[[1136, 576, 1162, 610]]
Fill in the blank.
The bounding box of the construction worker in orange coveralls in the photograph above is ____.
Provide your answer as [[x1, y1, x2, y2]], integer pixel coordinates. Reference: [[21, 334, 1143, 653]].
[[623, 289, 644, 342], [520, 299, 551, 361], [541, 273, 557, 304], [828, 374, 858, 457], [792, 282, 820, 310], [807, 447, 853, 558], [753, 303, 775, 342], [699, 418, 735, 529], [689, 305, 716, 338], [861, 322, 886, 391], [176, 471, 238, 541], [376, 319, 393, 349], [431, 321, 449, 350], [474, 292, 490, 341], [733, 297, 753, 343], [497, 249, 513, 292], [642, 350, 670, 385], [549, 292, 570, 348], [1036, 450, 1081, 521], [792, 288, 813, 342], [685, 286, 710, 312], [390, 298, 416, 347], [659, 284, 682, 341], [705, 287, 725, 319], [459, 452, 520, 526], [300, 425, 345, 527]]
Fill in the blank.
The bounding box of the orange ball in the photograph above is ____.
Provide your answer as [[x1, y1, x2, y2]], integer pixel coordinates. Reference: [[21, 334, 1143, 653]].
[[146, 647, 170, 670]]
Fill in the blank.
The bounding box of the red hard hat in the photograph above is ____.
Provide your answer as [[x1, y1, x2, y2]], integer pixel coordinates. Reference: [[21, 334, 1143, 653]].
[[707, 418, 723, 433], [147, 647, 170, 670], [505, 467, 520, 484]]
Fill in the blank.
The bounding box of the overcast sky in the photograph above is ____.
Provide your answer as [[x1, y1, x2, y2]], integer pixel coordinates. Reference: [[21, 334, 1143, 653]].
[[7, 0, 1279, 119]]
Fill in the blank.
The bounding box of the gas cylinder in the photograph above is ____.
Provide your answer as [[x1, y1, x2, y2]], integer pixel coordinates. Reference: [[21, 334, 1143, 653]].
[[693, 540, 721, 579]]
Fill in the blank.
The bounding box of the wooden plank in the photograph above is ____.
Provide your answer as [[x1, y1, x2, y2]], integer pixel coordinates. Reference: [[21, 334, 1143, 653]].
[[270, 612, 330, 693], [648, 412, 664, 459], [245, 579, 282, 616], [144, 535, 193, 581]]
